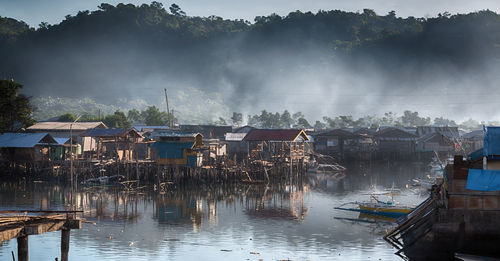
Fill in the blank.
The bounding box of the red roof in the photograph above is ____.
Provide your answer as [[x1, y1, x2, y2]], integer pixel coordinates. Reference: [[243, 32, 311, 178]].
[[243, 129, 309, 142]]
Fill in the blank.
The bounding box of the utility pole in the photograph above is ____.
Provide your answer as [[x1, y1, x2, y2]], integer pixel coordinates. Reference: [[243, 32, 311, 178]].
[[164, 88, 171, 128], [70, 115, 82, 189]]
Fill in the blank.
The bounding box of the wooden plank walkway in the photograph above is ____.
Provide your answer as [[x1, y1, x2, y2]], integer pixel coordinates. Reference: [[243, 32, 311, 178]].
[[0, 210, 82, 261]]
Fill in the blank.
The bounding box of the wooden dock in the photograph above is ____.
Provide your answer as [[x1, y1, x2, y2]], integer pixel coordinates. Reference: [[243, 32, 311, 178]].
[[0, 210, 82, 261]]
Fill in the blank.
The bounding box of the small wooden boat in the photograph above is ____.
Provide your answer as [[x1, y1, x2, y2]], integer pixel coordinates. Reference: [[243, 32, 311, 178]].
[[357, 202, 413, 218], [335, 196, 413, 219]]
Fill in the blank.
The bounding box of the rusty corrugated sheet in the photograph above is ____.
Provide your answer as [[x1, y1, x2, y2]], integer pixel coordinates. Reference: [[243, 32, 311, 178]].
[[243, 129, 308, 142]]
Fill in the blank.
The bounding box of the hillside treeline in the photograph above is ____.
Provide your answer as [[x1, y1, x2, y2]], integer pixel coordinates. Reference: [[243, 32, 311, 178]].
[[0, 3, 499, 100]]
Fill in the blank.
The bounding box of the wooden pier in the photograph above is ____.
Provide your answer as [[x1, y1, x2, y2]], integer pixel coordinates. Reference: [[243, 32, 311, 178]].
[[0, 210, 82, 261]]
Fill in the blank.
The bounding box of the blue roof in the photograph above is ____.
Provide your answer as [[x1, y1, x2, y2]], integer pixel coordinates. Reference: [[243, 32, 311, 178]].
[[151, 130, 200, 138], [133, 125, 169, 132], [484, 126, 500, 156], [54, 137, 70, 145], [0, 133, 57, 148], [84, 128, 127, 137]]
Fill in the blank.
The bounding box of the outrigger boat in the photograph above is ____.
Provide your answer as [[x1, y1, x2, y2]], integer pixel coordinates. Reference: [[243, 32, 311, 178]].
[[335, 195, 413, 219]]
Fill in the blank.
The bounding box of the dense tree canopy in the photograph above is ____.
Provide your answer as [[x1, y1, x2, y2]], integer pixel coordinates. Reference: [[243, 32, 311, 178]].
[[0, 4, 499, 100], [0, 79, 35, 132]]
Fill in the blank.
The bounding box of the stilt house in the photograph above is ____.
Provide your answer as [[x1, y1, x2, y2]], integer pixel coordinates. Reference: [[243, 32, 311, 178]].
[[0, 133, 58, 161], [82, 128, 143, 161], [243, 129, 310, 162], [151, 131, 203, 167]]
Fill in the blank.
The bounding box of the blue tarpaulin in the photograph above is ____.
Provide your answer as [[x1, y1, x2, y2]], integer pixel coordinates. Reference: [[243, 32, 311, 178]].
[[466, 169, 500, 191], [484, 126, 500, 156], [468, 148, 484, 161]]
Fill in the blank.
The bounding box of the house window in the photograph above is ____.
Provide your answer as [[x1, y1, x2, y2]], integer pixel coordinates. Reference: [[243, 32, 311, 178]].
[[327, 138, 338, 147]]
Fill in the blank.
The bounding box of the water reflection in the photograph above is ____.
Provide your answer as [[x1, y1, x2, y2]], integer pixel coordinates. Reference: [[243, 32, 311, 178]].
[[0, 162, 428, 260]]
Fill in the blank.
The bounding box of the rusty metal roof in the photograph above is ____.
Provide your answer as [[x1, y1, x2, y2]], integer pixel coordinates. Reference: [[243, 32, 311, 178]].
[[243, 129, 309, 142], [27, 122, 107, 131]]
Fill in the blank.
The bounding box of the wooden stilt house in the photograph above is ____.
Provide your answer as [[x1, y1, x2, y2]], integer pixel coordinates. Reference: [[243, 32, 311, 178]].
[[243, 129, 310, 162], [151, 131, 204, 167]]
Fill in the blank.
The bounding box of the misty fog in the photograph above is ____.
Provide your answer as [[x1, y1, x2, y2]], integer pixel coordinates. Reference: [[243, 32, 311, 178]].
[[1, 5, 500, 123]]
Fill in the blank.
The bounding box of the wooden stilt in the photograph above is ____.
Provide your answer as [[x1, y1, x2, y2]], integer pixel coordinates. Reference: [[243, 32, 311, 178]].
[[61, 229, 70, 261], [17, 235, 28, 261]]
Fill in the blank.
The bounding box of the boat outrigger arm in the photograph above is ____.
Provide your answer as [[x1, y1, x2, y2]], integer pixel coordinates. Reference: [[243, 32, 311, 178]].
[[334, 206, 410, 219]]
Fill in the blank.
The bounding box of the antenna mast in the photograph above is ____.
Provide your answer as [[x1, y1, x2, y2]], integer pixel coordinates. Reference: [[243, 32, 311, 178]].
[[164, 88, 172, 128]]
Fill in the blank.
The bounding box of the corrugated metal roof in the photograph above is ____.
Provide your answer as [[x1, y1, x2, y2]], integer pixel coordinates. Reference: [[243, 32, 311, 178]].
[[314, 129, 359, 137], [150, 130, 201, 138], [418, 132, 453, 143], [225, 133, 247, 141], [27, 122, 107, 131], [132, 125, 170, 132], [0, 133, 57, 148], [179, 125, 232, 139], [243, 129, 309, 142], [84, 128, 127, 137], [376, 127, 417, 138], [463, 130, 484, 139]]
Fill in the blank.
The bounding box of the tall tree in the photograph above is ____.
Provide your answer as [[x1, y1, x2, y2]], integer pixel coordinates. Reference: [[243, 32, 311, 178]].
[[142, 106, 169, 126], [103, 110, 131, 128], [0, 79, 35, 132], [169, 4, 186, 16], [127, 109, 143, 124], [230, 112, 243, 126], [280, 110, 293, 128]]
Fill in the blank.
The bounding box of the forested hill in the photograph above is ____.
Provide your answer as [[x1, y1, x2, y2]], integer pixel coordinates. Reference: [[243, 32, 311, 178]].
[[1, 3, 500, 119]]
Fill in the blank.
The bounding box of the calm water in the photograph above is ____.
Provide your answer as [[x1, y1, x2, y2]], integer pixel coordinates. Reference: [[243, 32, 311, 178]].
[[0, 163, 428, 260]]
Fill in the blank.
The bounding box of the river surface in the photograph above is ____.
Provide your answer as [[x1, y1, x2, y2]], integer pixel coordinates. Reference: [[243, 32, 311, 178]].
[[0, 162, 429, 260]]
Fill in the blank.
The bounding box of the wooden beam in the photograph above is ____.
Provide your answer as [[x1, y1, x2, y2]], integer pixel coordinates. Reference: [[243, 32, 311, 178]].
[[0, 219, 81, 243]]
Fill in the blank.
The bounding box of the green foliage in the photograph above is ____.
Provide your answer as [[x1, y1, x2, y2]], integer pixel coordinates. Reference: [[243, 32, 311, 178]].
[[143, 106, 171, 126], [401, 110, 431, 127], [169, 4, 186, 17], [230, 112, 243, 125], [0, 79, 35, 132], [215, 117, 227, 125], [58, 112, 77, 122], [280, 110, 293, 128], [0, 17, 32, 43], [433, 117, 457, 126], [127, 109, 143, 123], [295, 117, 311, 128], [103, 110, 131, 128], [314, 120, 326, 130]]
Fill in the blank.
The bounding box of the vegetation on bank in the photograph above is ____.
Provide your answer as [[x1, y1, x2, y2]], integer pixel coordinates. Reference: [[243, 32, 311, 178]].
[[0, 79, 493, 132], [0, 80, 35, 132]]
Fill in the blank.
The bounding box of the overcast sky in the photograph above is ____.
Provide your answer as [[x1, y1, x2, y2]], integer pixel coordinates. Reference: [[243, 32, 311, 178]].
[[2, 0, 500, 27]]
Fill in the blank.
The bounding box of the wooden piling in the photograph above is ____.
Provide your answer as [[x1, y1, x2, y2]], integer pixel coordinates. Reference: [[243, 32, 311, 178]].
[[61, 229, 70, 261], [17, 235, 28, 261]]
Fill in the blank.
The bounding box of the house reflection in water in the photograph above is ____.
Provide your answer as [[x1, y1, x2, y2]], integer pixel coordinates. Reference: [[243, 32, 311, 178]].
[[245, 184, 309, 222], [154, 196, 205, 232]]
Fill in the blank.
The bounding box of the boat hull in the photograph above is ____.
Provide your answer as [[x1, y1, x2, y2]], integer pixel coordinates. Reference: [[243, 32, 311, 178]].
[[359, 204, 412, 218]]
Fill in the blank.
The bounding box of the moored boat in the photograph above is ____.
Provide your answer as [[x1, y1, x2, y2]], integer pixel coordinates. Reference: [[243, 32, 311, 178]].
[[335, 196, 413, 219]]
